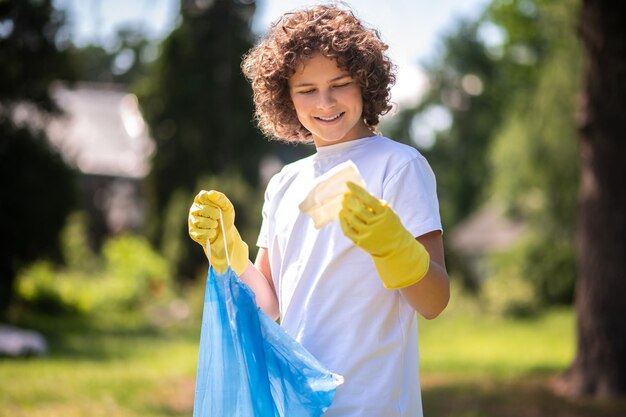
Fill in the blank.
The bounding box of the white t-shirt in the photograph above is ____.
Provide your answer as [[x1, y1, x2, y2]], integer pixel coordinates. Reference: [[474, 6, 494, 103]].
[[257, 135, 442, 417]]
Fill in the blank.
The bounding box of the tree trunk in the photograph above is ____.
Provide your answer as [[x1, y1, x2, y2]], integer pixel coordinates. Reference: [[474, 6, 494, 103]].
[[556, 0, 626, 398]]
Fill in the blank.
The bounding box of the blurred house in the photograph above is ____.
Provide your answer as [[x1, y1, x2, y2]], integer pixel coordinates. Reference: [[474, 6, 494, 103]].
[[449, 203, 526, 285], [46, 82, 155, 249]]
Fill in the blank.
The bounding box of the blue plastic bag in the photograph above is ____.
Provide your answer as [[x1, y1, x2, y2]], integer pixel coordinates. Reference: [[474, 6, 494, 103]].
[[193, 265, 342, 417]]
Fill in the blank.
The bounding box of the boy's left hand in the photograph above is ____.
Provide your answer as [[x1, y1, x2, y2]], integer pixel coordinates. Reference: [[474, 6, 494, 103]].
[[188, 190, 249, 275], [339, 182, 430, 289]]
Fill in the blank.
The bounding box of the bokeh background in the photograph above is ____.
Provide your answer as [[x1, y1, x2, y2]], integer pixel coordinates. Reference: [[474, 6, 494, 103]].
[[1, 0, 625, 416]]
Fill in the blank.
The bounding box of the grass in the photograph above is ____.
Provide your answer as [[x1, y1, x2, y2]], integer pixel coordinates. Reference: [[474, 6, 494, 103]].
[[417, 290, 626, 417], [2, 287, 626, 417], [1, 305, 201, 417], [418, 294, 574, 376]]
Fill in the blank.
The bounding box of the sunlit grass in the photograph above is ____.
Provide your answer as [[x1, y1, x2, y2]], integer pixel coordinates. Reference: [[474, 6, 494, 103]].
[[2, 346, 199, 417], [1, 302, 202, 417], [0, 285, 597, 417], [412, 290, 626, 417], [419, 289, 575, 376]]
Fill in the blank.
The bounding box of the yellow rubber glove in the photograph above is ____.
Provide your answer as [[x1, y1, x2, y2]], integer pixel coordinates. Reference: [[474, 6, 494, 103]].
[[188, 190, 249, 275], [339, 182, 430, 289]]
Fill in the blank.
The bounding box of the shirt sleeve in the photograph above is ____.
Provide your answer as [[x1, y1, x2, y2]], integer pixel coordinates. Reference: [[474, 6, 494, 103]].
[[382, 155, 443, 238]]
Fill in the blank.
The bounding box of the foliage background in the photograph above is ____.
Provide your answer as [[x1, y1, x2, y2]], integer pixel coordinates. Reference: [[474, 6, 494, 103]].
[[0, 0, 77, 312], [0, 0, 582, 315]]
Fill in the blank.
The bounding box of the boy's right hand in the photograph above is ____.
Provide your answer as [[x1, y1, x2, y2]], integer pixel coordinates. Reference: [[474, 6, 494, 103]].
[[188, 190, 249, 275], [339, 182, 430, 289]]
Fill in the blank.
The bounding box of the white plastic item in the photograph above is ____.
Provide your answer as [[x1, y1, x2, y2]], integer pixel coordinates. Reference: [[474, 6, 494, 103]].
[[298, 160, 366, 229]]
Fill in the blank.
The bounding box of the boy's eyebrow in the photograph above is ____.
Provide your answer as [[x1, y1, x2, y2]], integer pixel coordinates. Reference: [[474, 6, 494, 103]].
[[291, 74, 352, 88]]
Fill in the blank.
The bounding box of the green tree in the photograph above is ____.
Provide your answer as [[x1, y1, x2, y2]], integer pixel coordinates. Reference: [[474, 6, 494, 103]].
[[136, 0, 274, 279], [485, 0, 581, 305], [384, 14, 517, 292], [70, 26, 156, 84], [385, 18, 504, 231], [388, 0, 581, 304], [0, 0, 76, 314]]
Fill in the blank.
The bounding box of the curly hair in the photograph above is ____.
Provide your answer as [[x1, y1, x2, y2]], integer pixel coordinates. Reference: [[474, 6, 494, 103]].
[[241, 4, 396, 142]]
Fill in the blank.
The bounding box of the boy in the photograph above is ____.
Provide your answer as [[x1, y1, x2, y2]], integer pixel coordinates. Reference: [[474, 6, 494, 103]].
[[188, 5, 450, 416]]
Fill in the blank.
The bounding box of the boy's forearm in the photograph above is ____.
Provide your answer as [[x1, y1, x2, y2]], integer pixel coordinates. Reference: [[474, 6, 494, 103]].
[[397, 232, 450, 319], [399, 260, 450, 319], [239, 260, 280, 320]]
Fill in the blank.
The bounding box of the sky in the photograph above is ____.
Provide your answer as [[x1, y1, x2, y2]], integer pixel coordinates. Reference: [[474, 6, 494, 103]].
[[54, 0, 490, 107]]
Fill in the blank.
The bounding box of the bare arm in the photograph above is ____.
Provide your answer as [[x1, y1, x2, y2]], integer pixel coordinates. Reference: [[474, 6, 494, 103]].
[[238, 248, 280, 320], [399, 231, 450, 319]]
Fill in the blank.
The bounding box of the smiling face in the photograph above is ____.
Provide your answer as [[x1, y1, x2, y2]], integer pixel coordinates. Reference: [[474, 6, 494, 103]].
[[289, 54, 373, 147]]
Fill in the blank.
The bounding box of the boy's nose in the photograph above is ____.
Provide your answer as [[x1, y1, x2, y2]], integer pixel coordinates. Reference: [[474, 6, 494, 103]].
[[317, 91, 337, 109]]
